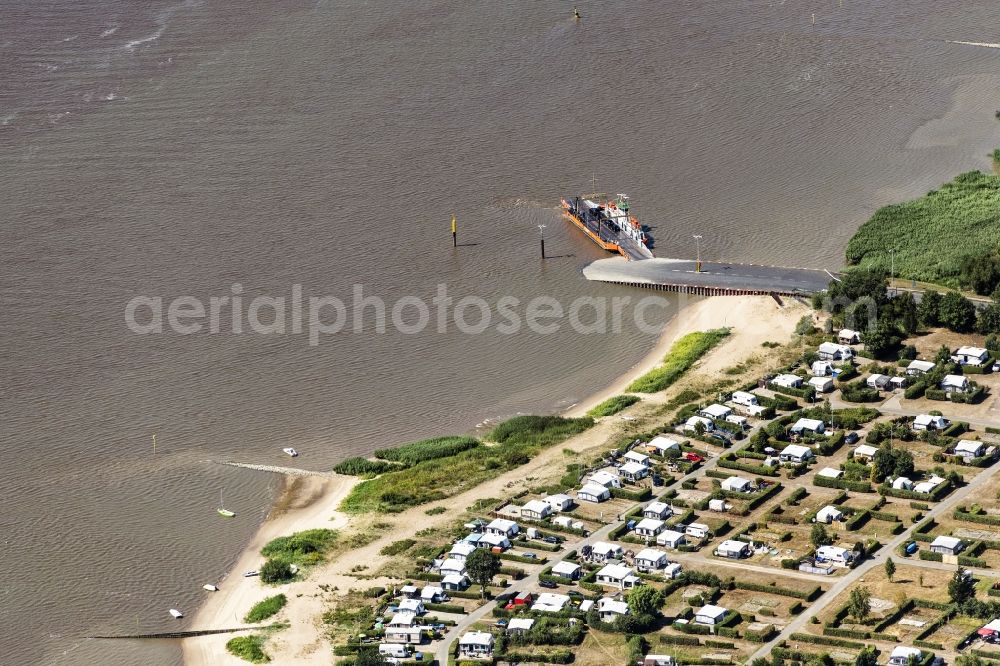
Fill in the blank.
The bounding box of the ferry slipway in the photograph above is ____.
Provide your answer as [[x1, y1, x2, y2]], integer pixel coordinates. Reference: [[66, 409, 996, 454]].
[[583, 257, 835, 297]]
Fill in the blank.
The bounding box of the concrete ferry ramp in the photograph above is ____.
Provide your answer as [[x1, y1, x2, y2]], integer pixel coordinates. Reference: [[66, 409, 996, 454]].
[[583, 256, 835, 296]]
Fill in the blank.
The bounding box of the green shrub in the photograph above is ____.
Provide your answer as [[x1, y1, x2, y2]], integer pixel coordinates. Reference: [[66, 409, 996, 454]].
[[261, 529, 338, 565], [259, 557, 294, 584], [379, 539, 415, 556], [587, 394, 641, 417], [226, 635, 270, 663], [244, 594, 287, 623], [627, 329, 731, 392]]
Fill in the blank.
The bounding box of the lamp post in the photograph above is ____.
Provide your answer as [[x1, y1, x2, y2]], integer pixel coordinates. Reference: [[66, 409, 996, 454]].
[[538, 224, 546, 259], [889, 247, 896, 296], [693, 234, 703, 272]]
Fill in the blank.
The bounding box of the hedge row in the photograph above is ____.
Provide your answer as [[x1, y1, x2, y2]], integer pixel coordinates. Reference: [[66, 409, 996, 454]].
[[768, 381, 816, 400], [955, 508, 1000, 526], [718, 456, 779, 477], [789, 632, 866, 649], [658, 634, 702, 646], [733, 581, 821, 600], [814, 474, 874, 493], [611, 486, 652, 502]]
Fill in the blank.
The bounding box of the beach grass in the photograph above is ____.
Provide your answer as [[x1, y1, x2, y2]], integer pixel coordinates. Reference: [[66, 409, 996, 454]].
[[260, 528, 338, 566], [586, 394, 641, 417], [626, 328, 731, 393], [486, 415, 594, 447], [331, 457, 400, 477], [373, 435, 480, 466], [243, 594, 287, 623], [845, 170, 1000, 288], [339, 416, 593, 514], [225, 635, 269, 663]]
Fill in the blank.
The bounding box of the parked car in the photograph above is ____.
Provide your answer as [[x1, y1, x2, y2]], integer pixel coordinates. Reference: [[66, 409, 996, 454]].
[[520, 552, 537, 560], [844, 431, 860, 445], [543, 536, 560, 544], [684, 453, 705, 463], [539, 580, 558, 589]]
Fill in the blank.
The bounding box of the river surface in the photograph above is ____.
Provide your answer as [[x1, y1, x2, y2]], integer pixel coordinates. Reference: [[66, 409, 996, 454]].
[[2, 1, 998, 664]]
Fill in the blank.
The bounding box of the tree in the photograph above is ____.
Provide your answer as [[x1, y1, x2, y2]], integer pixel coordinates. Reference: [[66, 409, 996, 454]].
[[977, 303, 1000, 335], [260, 557, 293, 584], [894, 292, 920, 333], [796, 315, 815, 336], [864, 319, 898, 359], [846, 296, 878, 332], [939, 291, 977, 332], [807, 655, 834, 666], [855, 646, 879, 666], [832, 270, 889, 304], [918, 290, 942, 327], [949, 567, 976, 605], [465, 548, 501, 600], [892, 449, 915, 479], [626, 584, 665, 616], [934, 344, 953, 365], [960, 249, 1000, 296], [811, 523, 832, 548], [848, 586, 871, 622], [872, 443, 896, 483], [885, 558, 896, 582]]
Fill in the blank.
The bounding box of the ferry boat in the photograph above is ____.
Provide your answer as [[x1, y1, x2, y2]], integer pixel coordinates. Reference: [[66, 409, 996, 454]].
[[560, 193, 653, 260]]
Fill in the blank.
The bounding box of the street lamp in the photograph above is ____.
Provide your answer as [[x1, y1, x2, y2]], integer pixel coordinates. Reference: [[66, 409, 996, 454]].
[[889, 247, 897, 296], [538, 224, 547, 259], [693, 234, 703, 272]]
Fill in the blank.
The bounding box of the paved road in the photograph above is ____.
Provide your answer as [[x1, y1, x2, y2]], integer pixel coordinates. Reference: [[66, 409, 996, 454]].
[[583, 257, 834, 295], [747, 454, 1000, 662]]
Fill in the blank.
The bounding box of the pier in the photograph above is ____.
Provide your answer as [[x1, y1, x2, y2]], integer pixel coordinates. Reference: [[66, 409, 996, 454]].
[[583, 256, 834, 296]]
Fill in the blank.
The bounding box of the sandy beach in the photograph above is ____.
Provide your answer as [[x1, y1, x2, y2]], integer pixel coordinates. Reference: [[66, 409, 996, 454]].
[[181, 294, 808, 665]]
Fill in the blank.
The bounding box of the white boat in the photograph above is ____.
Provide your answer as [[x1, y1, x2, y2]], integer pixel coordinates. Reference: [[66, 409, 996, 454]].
[[217, 490, 235, 518], [169, 608, 184, 619], [282, 447, 298, 457], [203, 584, 218, 592], [243, 570, 259, 577]]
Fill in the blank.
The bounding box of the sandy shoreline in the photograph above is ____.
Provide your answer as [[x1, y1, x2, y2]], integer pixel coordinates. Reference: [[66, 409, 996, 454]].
[[181, 294, 806, 665]]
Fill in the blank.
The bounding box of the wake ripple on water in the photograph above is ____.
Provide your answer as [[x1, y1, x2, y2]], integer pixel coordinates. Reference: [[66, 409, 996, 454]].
[[121, 0, 202, 50], [947, 40, 1000, 49]]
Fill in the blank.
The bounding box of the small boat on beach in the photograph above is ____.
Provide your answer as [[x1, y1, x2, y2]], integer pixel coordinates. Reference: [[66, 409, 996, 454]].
[[169, 608, 184, 619], [203, 584, 218, 592], [282, 447, 298, 457], [244, 570, 259, 577]]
